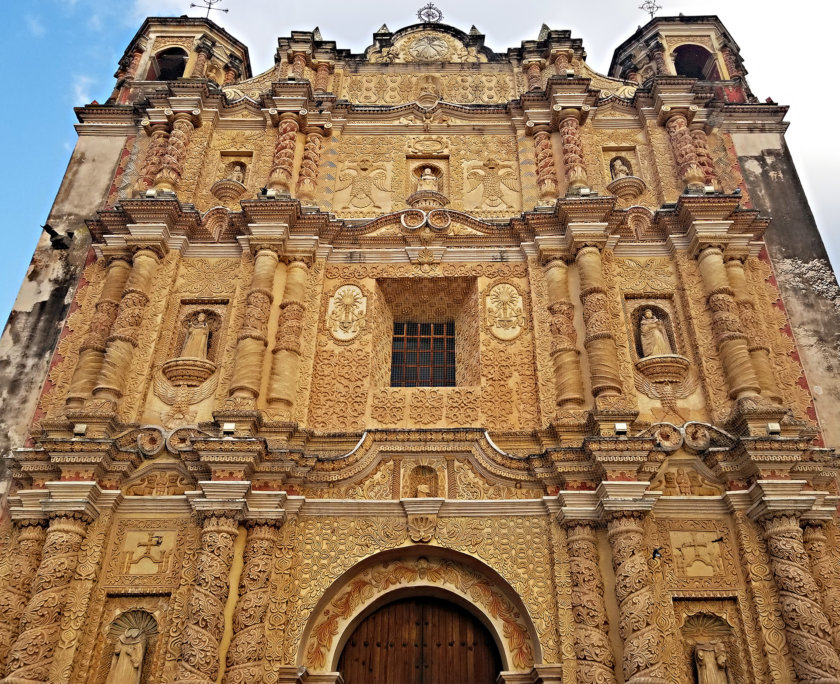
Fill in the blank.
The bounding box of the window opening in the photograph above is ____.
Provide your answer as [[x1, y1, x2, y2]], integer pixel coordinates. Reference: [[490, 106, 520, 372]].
[[390, 321, 455, 387]]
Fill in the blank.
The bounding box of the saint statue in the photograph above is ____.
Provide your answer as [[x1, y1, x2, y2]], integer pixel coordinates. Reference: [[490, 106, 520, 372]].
[[230, 164, 245, 184], [639, 309, 672, 357], [695, 642, 729, 684], [611, 157, 631, 179], [181, 313, 210, 359], [105, 628, 146, 684], [418, 167, 439, 192]]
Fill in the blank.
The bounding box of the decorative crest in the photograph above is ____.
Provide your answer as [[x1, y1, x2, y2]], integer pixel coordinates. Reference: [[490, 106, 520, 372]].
[[417, 3, 444, 23], [189, 0, 228, 18], [639, 0, 662, 19]]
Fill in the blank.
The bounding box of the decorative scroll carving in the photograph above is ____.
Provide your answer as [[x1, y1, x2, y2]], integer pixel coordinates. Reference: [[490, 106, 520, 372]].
[[176, 514, 239, 684], [804, 522, 840, 651], [566, 523, 617, 683]]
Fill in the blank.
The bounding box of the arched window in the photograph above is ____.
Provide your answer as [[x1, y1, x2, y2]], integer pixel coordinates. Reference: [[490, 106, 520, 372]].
[[146, 47, 189, 81], [672, 44, 721, 80]]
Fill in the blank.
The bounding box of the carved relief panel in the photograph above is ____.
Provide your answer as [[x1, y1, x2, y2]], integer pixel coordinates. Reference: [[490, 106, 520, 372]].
[[658, 518, 738, 591], [326, 285, 368, 342], [104, 518, 190, 591], [485, 282, 525, 341]]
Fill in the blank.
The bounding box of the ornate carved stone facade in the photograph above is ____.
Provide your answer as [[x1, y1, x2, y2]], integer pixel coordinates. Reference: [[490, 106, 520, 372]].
[[1, 11, 839, 684]]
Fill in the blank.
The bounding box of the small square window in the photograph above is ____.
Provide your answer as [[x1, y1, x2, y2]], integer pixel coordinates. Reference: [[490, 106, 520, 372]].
[[391, 320, 455, 387]]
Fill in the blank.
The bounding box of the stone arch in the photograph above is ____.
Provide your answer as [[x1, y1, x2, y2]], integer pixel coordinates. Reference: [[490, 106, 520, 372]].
[[298, 546, 541, 674], [672, 44, 721, 80], [146, 46, 189, 81]]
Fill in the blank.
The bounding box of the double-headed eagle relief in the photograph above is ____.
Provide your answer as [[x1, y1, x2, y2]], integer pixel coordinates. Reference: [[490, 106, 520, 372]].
[[465, 159, 521, 210], [335, 159, 392, 210]]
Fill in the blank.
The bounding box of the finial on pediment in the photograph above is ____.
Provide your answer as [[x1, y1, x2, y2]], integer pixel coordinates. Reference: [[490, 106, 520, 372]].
[[538, 23, 550, 40], [313, 26, 322, 40]]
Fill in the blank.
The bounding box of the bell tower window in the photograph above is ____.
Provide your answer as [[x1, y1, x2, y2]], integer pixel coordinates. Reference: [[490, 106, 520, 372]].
[[146, 47, 189, 81]]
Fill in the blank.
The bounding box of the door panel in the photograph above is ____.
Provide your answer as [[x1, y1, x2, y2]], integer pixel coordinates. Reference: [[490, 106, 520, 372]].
[[337, 596, 501, 684]]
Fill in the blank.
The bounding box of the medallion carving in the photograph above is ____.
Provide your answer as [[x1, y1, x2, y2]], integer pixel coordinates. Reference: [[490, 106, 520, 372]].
[[485, 283, 525, 341], [326, 285, 367, 342]]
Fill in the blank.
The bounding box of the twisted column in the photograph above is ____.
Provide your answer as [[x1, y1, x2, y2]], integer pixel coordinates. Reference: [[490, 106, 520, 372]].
[[664, 113, 705, 191], [223, 523, 279, 684], [267, 261, 308, 413], [566, 522, 617, 684], [721, 47, 743, 78], [762, 513, 840, 684], [725, 257, 782, 403], [651, 47, 667, 76], [191, 40, 214, 79], [690, 126, 719, 188], [92, 248, 160, 405], [268, 114, 300, 193], [177, 514, 240, 684], [313, 62, 331, 93], [3, 515, 88, 683], [0, 522, 46, 674], [606, 512, 667, 684], [524, 60, 543, 90], [66, 256, 132, 409], [804, 521, 840, 652], [155, 111, 198, 192], [576, 246, 622, 398], [290, 53, 306, 80], [140, 123, 170, 190], [229, 249, 281, 400], [553, 51, 571, 76], [544, 259, 584, 407], [558, 111, 588, 192], [532, 127, 558, 201], [296, 130, 323, 201], [696, 246, 760, 400]]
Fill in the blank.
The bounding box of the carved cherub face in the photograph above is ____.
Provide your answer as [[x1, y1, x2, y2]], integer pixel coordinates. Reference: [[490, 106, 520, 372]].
[[196, 313, 206, 323], [644, 309, 654, 319]]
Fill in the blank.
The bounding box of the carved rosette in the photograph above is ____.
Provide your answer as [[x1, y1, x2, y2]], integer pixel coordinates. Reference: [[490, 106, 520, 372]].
[[804, 522, 840, 652], [296, 130, 323, 201], [67, 256, 132, 408], [566, 523, 617, 683], [140, 123, 170, 190], [177, 514, 239, 684], [0, 522, 46, 672], [532, 127, 558, 201], [607, 513, 667, 683], [664, 113, 704, 190], [4, 515, 88, 683], [155, 112, 198, 191], [224, 523, 278, 684], [327, 285, 367, 342], [762, 514, 840, 683], [558, 113, 588, 190], [268, 115, 300, 192], [696, 247, 760, 400], [544, 259, 584, 407], [577, 247, 623, 398]]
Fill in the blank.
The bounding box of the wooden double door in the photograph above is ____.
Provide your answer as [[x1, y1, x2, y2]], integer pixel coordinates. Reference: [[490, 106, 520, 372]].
[[337, 596, 501, 684]]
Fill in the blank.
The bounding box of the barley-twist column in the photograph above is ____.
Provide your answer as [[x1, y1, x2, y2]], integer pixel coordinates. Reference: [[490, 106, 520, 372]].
[[651, 46, 667, 76], [296, 129, 323, 201], [223, 523, 279, 684], [229, 249, 282, 400], [558, 110, 588, 192], [607, 512, 667, 684], [566, 522, 617, 684], [191, 40, 214, 78], [544, 259, 584, 407], [3, 515, 88, 683], [725, 257, 782, 403], [92, 248, 160, 405], [267, 261, 308, 413], [0, 522, 46, 674], [664, 113, 705, 191], [177, 514, 240, 684], [721, 47, 743, 79], [553, 51, 571, 76], [140, 123, 170, 190], [524, 59, 543, 90], [290, 52, 306, 80], [576, 246, 622, 398], [690, 126, 719, 188], [761, 513, 840, 684], [268, 114, 300, 193], [803, 521, 840, 652], [313, 62, 331, 93], [66, 256, 132, 409], [532, 126, 559, 201], [155, 111, 198, 192], [696, 246, 760, 399]]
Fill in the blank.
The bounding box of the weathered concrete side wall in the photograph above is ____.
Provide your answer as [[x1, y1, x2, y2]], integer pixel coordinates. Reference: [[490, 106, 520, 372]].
[[734, 132, 840, 448], [0, 134, 127, 491]]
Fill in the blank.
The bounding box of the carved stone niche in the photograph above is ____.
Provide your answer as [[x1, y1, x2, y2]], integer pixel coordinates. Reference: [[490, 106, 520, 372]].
[[161, 308, 222, 387], [605, 151, 646, 202], [102, 609, 159, 684], [211, 154, 251, 204], [407, 160, 450, 209], [678, 608, 747, 684], [631, 303, 690, 385]]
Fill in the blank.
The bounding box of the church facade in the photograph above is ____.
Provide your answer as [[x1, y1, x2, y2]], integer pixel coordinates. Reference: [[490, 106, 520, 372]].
[[1, 10, 840, 684]]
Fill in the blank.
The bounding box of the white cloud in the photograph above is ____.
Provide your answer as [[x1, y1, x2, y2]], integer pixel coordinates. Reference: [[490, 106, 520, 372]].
[[71, 75, 95, 104], [24, 14, 45, 37]]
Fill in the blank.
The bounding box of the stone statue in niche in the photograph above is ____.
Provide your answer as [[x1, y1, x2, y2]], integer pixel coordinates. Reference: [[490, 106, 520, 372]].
[[639, 308, 673, 356], [225, 161, 246, 184], [695, 641, 729, 684], [610, 156, 632, 179], [181, 312, 210, 359], [106, 627, 145, 684], [417, 167, 439, 192]]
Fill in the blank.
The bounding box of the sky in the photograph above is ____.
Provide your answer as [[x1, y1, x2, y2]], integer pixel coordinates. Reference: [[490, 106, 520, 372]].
[[0, 0, 835, 328]]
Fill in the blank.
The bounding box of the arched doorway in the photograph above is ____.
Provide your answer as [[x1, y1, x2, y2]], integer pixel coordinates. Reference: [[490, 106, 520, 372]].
[[337, 596, 502, 684]]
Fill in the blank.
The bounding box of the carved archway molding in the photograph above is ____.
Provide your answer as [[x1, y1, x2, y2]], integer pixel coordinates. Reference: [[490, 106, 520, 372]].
[[298, 546, 542, 679]]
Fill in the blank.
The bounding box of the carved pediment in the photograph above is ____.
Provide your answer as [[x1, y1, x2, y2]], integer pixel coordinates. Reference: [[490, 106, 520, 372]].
[[649, 451, 724, 496], [367, 26, 489, 64]]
